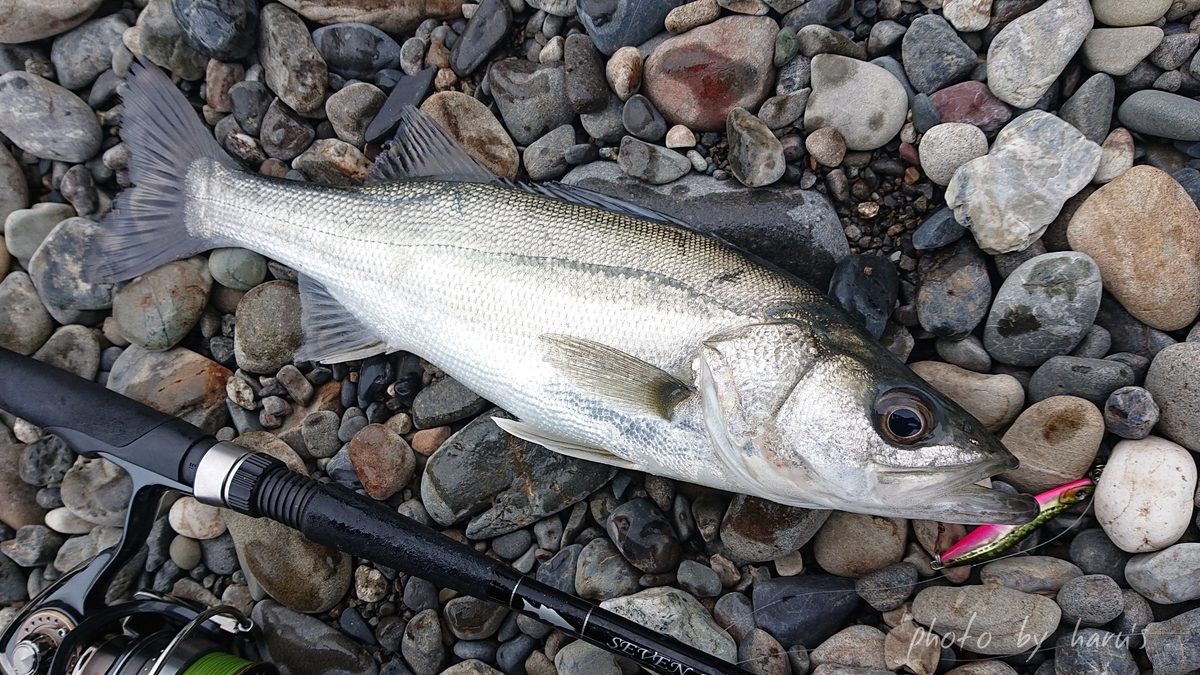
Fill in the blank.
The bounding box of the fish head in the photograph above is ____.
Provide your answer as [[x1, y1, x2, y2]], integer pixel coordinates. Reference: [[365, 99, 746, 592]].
[[697, 319, 1038, 525]]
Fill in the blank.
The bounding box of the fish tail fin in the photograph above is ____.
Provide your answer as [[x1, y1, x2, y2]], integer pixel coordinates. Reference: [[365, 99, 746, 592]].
[[85, 59, 238, 282]]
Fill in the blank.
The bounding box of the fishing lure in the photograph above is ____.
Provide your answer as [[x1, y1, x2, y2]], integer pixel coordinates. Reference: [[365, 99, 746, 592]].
[[931, 477, 1096, 569]]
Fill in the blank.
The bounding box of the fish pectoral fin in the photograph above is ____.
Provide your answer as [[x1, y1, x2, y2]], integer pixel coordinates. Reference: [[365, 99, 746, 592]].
[[491, 418, 641, 470], [365, 106, 499, 185], [539, 334, 695, 420], [295, 274, 395, 363]]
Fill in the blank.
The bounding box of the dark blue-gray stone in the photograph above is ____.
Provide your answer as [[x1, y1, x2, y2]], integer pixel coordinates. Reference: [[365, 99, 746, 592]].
[[50, 14, 130, 90], [340, 606, 377, 645], [565, 33, 608, 114], [403, 577, 438, 613], [1109, 589, 1152, 650], [1028, 356, 1135, 406], [1053, 629, 1138, 675], [313, 23, 402, 81], [577, 0, 684, 55], [454, 639, 500, 664], [1070, 324, 1111, 359], [752, 575, 861, 648], [450, 0, 512, 76], [172, 0, 259, 61], [901, 15, 976, 95], [912, 206, 965, 250], [827, 254, 898, 339], [364, 66, 436, 145], [916, 238, 991, 340], [0, 554, 26, 604], [1172, 167, 1200, 209], [496, 634, 539, 675], [1144, 606, 1200, 674], [0, 525, 65, 567], [563, 163, 849, 289], [229, 80, 272, 136], [1057, 574, 1124, 627], [606, 498, 680, 574], [676, 559, 721, 597], [1103, 386, 1159, 439], [411, 376, 489, 429], [781, 0, 853, 32], [1059, 73, 1114, 144], [622, 94, 667, 143], [200, 530, 238, 575], [1095, 294, 1177, 359], [983, 252, 1103, 367], [1117, 90, 1200, 142], [19, 434, 76, 487], [911, 92, 941, 133], [855, 562, 918, 612], [713, 592, 757, 643], [536, 543, 581, 594], [574, 538, 640, 601]]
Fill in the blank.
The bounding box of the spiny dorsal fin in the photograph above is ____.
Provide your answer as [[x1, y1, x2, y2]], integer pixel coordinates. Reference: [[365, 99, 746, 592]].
[[365, 105, 498, 185], [501, 180, 694, 228], [539, 334, 695, 420], [296, 274, 394, 363], [492, 417, 639, 471]]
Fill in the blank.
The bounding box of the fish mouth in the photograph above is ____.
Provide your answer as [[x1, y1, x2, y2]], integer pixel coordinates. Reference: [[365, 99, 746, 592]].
[[873, 454, 1037, 524]]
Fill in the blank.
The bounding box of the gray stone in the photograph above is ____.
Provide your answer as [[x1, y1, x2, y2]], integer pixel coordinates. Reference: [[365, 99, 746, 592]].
[[26, 217, 113, 322], [112, 257, 212, 351], [713, 592, 757, 643], [0, 272, 53, 356], [986, 0, 1092, 109], [936, 335, 991, 372], [805, 54, 908, 151], [0, 525, 65, 567], [173, 0, 259, 62], [676, 559, 721, 597], [1118, 90, 1200, 142], [0, 145, 27, 227], [757, 90, 809, 130], [1143, 342, 1200, 452], [489, 61, 574, 146], [797, 25, 865, 59], [253, 600, 377, 675], [50, 15, 129, 90], [421, 411, 616, 538], [901, 15, 976, 94], [912, 206, 966, 250], [1056, 574, 1123, 627], [563, 162, 849, 288], [577, 0, 684, 55], [1058, 73, 1114, 144], [258, 3, 327, 114], [1068, 528, 1132, 586], [600, 587, 736, 662], [911, 585, 1061, 655], [580, 93, 626, 143], [917, 238, 992, 339], [1150, 32, 1199, 71], [780, 0, 853, 31], [0, 0, 104, 44], [1103, 386, 1159, 439], [1070, 324, 1111, 359], [1092, 0, 1170, 25], [726, 108, 785, 187], [0, 554, 26, 603], [855, 562, 918, 612], [1080, 27, 1164, 77], [108, 346, 231, 435], [622, 94, 667, 143], [1125, 542, 1200, 603], [1053, 629, 1137, 675], [312, 22, 402, 81], [522, 124, 575, 182], [451, 0, 511, 76], [753, 575, 860, 648], [606, 498, 680, 573], [411, 376, 490, 429], [983, 252, 1103, 367], [719, 494, 829, 563], [1029, 355, 1135, 406], [617, 136, 690, 184], [776, 54, 811, 95], [60, 457, 131, 527], [0, 71, 102, 163], [574, 537, 640, 601], [33, 326, 101, 381], [326, 82, 386, 148], [564, 33, 607, 114], [136, 0, 209, 81], [260, 98, 316, 161], [946, 111, 1101, 254], [234, 281, 302, 374], [868, 20, 906, 58], [1143, 607, 1200, 675], [443, 596, 509, 640]]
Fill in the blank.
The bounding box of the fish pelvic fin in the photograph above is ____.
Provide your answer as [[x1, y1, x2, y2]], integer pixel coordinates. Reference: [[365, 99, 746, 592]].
[[295, 274, 395, 363], [84, 59, 238, 283], [539, 334, 695, 420], [491, 417, 641, 471]]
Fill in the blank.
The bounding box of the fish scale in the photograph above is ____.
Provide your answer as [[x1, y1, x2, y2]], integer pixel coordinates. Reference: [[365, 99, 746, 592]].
[[85, 60, 1043, 524]]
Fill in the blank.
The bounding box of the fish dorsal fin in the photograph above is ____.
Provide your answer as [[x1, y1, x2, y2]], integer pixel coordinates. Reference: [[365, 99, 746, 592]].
[[491, 417, 639, 471], [365, 105, 499, 185], [539, 334, 695, 420], [503, 181, 694, 228], [296, 275, 393, 363]]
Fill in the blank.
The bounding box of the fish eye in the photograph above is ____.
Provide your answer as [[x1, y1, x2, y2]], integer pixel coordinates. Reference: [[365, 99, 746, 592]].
[[875, 390, 935, 445]]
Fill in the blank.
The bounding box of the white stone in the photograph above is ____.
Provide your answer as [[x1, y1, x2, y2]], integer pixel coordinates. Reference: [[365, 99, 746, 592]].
[[1095, 436, 1196, 553], [919, 123, 988, 186], [45, 506, 96, 534], [987, 0, 1093, 108], [600, 587, 736, 662], [943, 0, 993, 32], [169, 495, 228, 540], [945, 111, 1101, 254]]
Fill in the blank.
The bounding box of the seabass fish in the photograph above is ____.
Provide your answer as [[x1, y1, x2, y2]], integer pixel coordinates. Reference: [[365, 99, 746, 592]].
[[89, 62, 1038, 524]]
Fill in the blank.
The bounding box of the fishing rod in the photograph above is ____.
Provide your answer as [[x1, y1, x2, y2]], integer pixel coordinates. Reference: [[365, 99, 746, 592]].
[[0, 346, 747, 675]]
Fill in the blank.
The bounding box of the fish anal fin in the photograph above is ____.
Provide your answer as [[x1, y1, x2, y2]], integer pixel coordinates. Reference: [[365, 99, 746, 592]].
[[539, 334, 694, 420], [491, 417, 640, 471], [296, 275, 393, 363], [365, 105, 498, 185]]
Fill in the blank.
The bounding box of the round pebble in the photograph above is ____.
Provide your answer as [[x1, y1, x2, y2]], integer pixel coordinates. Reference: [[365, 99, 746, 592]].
[[169, 534, 202, 570], [1094, 436, 1196, 553], [169, 496, 227, 540], [919, 123, 987, 186], [1103, 386, 1159, 439], [1056, 574, 1124, 627]]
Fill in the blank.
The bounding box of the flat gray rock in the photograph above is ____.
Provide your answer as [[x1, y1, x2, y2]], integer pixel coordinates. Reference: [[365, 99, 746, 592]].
[[986, 0, 1093, 109], [563, 162, 848, 288], [0, 71, 103, 163], [1117, 90, 1200, 142], [805, 54, 908, 151]]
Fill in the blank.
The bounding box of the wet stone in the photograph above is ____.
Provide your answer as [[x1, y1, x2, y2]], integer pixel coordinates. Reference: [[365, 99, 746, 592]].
[[173, 0, 259, 62], [450, 0, 511, 76], [719, 494, 829, 563], [1103, 386, 1159, 439], [912, 207, 967, 250], [606, 498, 680, 574], [828, 254, 898, 340], [576, 0, 682, 55], [254, 601, 375, 675], [488, 60, 574, 146], [523, 124, 575, 182], [313, 22, 402, 81], [574, 538, 640, 601], [916, 238, 992, 340], [1068, 528, 1132, 586], [1028, 356, 1135, 407], [444, 596, 509, 640], [753, 575, 861, 648]]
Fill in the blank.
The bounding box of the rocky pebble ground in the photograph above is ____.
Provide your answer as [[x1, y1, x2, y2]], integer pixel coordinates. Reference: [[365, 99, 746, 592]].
[[2, 0, 1200, 674]]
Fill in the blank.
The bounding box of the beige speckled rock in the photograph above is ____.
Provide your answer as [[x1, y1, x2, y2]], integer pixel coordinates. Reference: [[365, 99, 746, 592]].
[[811, 625, 888, 669], [1000, 396, 1104, 493], [169, 496, 227, 540], [909, 361, 1025, 431], [0, 0, 105, 43], [1079, 27, 1164, 77], [812, 511, 907, 578], [911, 585, 1061, 655], [665, 0, 721, 33], [606, 46, 643, 101], [420, 91, 518, 180], [1067, 165, 1200, 331], [1092, 128, 1134, 184], [1144, 342, 1200, 452], [1094, 436, 1196, 553], [277, 0, 463, 35], [920, 122, 988, 186], [942, 0, 992, 32], [1092, 0, 1171, 26]]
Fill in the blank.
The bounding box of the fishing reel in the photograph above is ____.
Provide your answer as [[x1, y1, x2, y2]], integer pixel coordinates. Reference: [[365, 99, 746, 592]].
[[2, 488, 275, 675]]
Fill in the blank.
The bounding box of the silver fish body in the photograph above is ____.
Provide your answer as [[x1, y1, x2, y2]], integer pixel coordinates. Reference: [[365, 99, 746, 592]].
[[93, 61, 1039, 524]]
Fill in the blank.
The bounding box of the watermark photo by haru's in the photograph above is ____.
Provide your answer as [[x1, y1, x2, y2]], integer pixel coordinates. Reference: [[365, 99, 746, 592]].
[[905, 612, 1143, 662]]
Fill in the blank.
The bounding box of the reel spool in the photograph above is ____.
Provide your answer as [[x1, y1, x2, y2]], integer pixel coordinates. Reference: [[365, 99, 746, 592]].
[[5, 595, 274, 675]]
